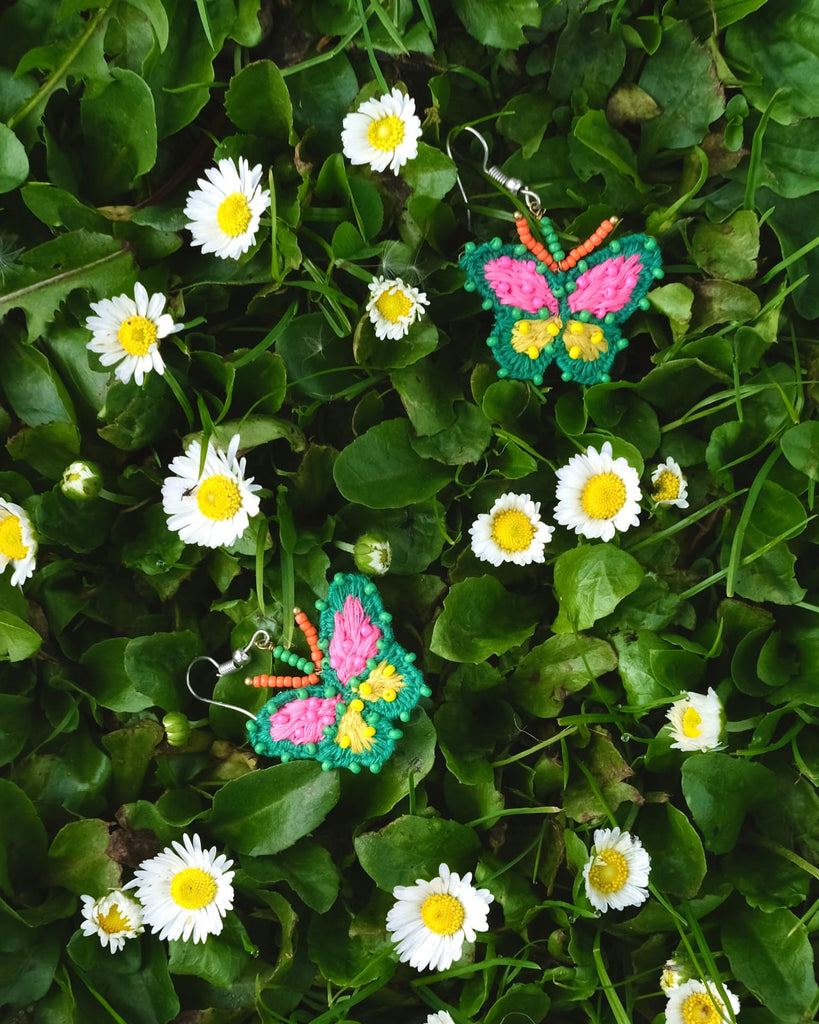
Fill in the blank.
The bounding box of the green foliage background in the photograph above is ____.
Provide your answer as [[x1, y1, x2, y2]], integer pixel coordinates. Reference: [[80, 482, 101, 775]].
[[1, 0, 819, 1021]]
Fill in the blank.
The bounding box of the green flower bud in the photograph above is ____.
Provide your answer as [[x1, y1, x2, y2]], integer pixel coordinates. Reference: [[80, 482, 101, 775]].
[[162, 711, 191, 747], [60, 460, 102, 501], [353, 533, 392, 576]]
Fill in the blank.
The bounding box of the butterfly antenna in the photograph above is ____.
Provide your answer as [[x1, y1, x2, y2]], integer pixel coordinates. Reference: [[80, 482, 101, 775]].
[[244, 608, 323, 690]]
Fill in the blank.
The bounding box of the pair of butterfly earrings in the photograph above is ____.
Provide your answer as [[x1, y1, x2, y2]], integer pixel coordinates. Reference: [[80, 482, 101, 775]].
[[187, 573, 430, 774], [453, 126, 664, 387]]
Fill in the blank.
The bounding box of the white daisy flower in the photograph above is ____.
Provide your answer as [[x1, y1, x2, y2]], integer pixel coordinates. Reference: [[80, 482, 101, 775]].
[[660, 958, 687, 995], [667, 688, 724, 753], [125, 833, 235, 944], [161, 433, 262, 549], [85, 283, 182, 386], [341, 87, 423, 174], [469, 492, 554, 567], [366, 275, 429, 340], [651, 457, 689, 508], [426, 1013, 455, 1024], [0, 500, 37, 587], [582, 827, 651, 914], [184, 157, 270, 260], [80, 890, 144, 952], [665, 978, 741, 1024], [554, 441, 642, 542], [386, 862, 493, 973]]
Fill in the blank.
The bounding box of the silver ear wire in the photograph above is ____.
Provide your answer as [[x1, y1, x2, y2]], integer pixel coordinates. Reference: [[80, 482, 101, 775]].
[[185, 629, 275, 722], [446, 125, 543, 229]]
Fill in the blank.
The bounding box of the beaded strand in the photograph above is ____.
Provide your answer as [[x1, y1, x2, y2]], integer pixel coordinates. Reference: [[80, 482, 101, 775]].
[[244, 607, 322, 689], [515, 213, 619, 271]]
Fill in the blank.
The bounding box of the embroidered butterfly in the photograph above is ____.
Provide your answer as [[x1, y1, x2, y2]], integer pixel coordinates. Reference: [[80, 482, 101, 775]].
[[245, 573, 430, 773], [460, 214, 663, 387]]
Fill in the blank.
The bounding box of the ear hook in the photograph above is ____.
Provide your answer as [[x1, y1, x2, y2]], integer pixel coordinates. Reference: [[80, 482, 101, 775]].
[[446, 125, 543, 229], [185, 629, 274, 722]]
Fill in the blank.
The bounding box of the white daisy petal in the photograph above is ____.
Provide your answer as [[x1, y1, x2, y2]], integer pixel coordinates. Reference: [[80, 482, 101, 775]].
[[582, 827, 651, 914], [651, 457, 690, 508], [554, 441, 642, 541], [341, 88, 422, 175], [161, 433, 262, 549], [469, 492, 554, 567], [84, 284, 178, 385], [665, 978, 741, 1024], [385, 862, 493, 973], [666, 688, 725, 752], [425, 1012, 455, 1024], [365, 275, 429, 340], [124, 833, 234, 944], [0, 501, 37, 587], [79, 890, 144, 953], [184, 156, 270, 260]]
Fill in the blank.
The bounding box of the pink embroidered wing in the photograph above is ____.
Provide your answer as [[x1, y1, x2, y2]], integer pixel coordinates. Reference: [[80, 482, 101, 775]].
[[269, 696, 342, 745], [483, 256, 559, 315], [568, 253, 645, 318], [329, 595, 382, 685]]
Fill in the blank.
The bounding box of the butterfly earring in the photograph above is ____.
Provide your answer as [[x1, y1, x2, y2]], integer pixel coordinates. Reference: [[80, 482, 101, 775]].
[[186, 573, 430, 774], [452, 126, 664, 387]]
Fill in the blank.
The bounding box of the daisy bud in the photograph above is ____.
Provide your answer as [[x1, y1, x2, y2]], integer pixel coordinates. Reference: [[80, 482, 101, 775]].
[[61, 460, 103, 501], [163, 711, 191, 747], [353, 533, 392, 576]]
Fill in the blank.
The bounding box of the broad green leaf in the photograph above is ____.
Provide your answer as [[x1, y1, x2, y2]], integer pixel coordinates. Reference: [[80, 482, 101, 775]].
[[761, 118, 819, 197], [670, 0, 769, 33], [333, 419, 452, 508], [168, 914, 252, 987], [101, 720, 165, 805], [484, 983, 550, 1024], [210, 762, 340, 855], [681, 753, 777, 853], [0, 779, 47, 896], [551, 9, 626, 107], [692, 210, 759, 281], [0, 695, 32, 766], [511, 634, 618, 717], [402, 142, 457, 198], [639, 803, 707, 898], [451, 0, 541, 48], [0, 611, 42, 662], [355, 814, 480, 890], [410, 400, 493, 466], [0, 123, 28, 192], [430, 575, 538, 663], [573, 110, 644, 189], [47, 819, 121, 896], [240, 838, 340, 913], [6, 422, 80, 479], [2, 336, 76, 426], [564, 730, 643, 822], [780, 421, 819, 480], [224, 60, 293, 146], [552, 545, 644, 631], [723, 905, 819, 1022]]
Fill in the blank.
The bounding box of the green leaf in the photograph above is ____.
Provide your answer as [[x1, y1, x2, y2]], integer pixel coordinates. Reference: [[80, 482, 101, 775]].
[[47, 818, 121, 897], [451, 0, 540, 48], [101, 720, 164, 805], [430, 575, 538, 663], [552, 545, 644, 631], [410, 400, 493, 465], [333, 419, 452, 508], [780, 421, 819, 480], [354, 319, 439, 371], [564, 730, 643, 822], [224, 59, 293, 146], [0, 123, 28, 193], [692, 210, 760, 281], [80, 68, 157, 199], [0, 695, 32, 766], [355, 814, 481, 890], [0, 611, 42, 662], [402, 142, 457, 198], [510, 634, 618, 718], [723, 904, 819, 1022], [1, 336, 76, 426], [638, 803, 707, 898], [241, 838, 340, 913], [484, 983, 550, 1024], [210, 761, 340, 855], [168, 913, 252, 987], [572, 110, 644, 189], [761, 118, 819, 197], [498, 93, 554, 160], [681, 753, 777, 853], [0, 779, 48, 897], [6, 422, 80, 479]]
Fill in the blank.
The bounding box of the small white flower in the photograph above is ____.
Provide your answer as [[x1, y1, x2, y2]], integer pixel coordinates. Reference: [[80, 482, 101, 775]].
[[386, 862, 493, 973], [341, 87, 422, 174], [554, 441, 642, 542], [85, 283, 182, 386], [61, 460, 102, 501], [666, 688, 724, 753], [582, 827, 651, 914], [665, 978, 741, 1024], [469, 492, 554, 567], [651, 457, 689, 508], [425, 1013, 455, 1024], [161, 433, 261, 549], [184, 157, 270, 260], [660, 958, 687, 995], [366, 275, 429, 340], [0, 500, 37, 586], [125, 833, 234, 944], [80, 890, 144, 952]]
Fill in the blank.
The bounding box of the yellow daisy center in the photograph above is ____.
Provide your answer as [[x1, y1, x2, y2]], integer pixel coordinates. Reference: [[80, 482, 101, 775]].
[[654, 469, 681, 501], [420, 892, 465, 936], [196, 474, 242, 521], [170, 867, 217, 910], [118, 316, 158, 356], [682, 706, 703, 738], [367, 113, 406, 152], [681, 992, 722, 1024], [587, 848, 628, 894], [217, 192, 252, 237], [491, 509, 536, 553], [376, 288, 413, 324], [97, 904, 130, 935], [0, 514, 28, 561], [581, 472, 627, 520]]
